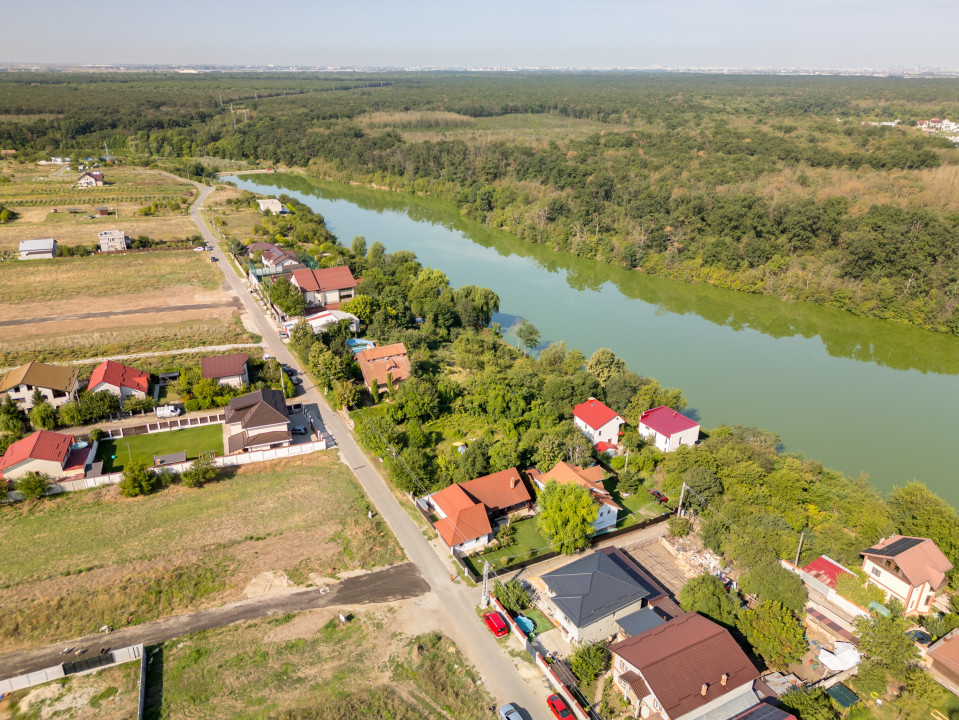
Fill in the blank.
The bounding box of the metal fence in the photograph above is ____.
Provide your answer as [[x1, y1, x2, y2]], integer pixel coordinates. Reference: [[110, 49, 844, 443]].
[[104, 413, 225, 439]]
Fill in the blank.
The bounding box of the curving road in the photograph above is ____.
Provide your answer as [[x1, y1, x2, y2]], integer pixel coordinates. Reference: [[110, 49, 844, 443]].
[[189, 181, 553, 718]]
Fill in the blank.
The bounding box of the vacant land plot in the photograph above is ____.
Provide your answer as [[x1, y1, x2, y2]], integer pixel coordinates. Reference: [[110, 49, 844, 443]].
[[146, 609, 492, 720], [96, 425, 224, 472], [1, 660, 139, 720], [0, 453, 402, 650], [203, 182, 264, 241], [0, 251, 259, 366]]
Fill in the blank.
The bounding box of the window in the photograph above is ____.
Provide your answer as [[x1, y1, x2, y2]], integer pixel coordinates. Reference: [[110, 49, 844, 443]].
[[871, 567, 882, 578]]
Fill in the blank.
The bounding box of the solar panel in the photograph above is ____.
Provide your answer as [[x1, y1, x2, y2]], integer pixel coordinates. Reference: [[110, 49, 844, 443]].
[[867, 537, 924, 557], [739, 703, 794, 720]]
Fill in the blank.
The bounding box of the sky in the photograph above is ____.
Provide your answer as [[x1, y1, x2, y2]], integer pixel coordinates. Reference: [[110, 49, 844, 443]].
[[5, 0, 958, 70]]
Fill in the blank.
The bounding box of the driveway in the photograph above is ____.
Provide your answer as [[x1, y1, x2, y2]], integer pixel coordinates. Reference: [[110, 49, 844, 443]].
[[0, 563, 427, 681]]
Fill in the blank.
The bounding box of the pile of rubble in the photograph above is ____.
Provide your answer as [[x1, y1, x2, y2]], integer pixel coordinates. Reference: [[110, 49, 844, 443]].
[[661, 535, 724, 578]]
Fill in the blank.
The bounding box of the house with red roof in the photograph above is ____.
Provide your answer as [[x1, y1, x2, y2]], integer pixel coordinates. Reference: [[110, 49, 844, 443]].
[[638, 406, 700, 452], [527, 461, 621, 532], [201, 353, 250, 388], [0, 430, 89, 482], [801, 556, 855, 590], [861, 535, 953, 616], [611, 612, 765, 720], [87, 360, 150, 400], [290, 266, 357, 309], [425, 468, 531, 555], [573, 397, 625, 449]]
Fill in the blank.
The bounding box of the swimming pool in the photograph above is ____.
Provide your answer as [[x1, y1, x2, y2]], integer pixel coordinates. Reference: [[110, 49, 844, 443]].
[[514, 616, 535, 634], [347, 338, 376, 354]]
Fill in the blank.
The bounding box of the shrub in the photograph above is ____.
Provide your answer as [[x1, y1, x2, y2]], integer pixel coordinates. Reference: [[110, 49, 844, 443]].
[[617, 469, 642, 495], [569, 642, 609, 685], [609, 455, 626, 471], [493, 578, 531, 615], [668, 515, 694, 538], [118, 460, 163, 497], [495, 522, 516, 548], [16, 471, 50, 501], [181, 456, 218, 488], [89, 428, 104, 442]]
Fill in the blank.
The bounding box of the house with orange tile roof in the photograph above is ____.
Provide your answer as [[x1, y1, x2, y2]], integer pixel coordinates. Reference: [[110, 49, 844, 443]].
[[425, 468, 531, 555], [527, 461, 621, 532], [0, 430, 90, 482], [356, 343, 411, 392], [87, 360, 150, 400], [860, 535, 953, 616]]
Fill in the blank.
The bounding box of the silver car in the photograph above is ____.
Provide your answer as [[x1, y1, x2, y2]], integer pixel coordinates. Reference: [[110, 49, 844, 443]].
[[498, 704, 522, 720]]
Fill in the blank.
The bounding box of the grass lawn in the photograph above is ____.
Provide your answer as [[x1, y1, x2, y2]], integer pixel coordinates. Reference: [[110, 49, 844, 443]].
[[603, 477, 663, 528], [95, 424, 223, 472], [0, 452, 403, 650], [463, 517, 551, 575], [3, 659, 140, 720], [145, 618, 492, 720], [523, 608, 553, 635]]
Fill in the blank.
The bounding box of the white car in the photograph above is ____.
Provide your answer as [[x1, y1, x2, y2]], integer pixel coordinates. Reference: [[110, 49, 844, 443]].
[[193, 246, 205, 252], [498, 704, 523, 720]]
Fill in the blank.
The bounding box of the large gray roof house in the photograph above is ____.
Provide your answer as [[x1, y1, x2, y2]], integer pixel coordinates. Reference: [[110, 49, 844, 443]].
[[224, 388, 291, 453], [534, 546, 677, 643]]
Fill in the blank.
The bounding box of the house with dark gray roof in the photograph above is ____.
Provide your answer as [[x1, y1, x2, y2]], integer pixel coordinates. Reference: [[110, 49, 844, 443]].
[[224, 389, 291, 453], [533, 546, 672, 643]]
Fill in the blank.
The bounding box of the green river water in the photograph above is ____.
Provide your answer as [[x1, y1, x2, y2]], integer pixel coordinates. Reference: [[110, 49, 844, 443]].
[[226, 173, 959, 507]]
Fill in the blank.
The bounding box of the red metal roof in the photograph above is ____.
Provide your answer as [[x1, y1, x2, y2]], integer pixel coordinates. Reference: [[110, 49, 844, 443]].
[[0, 430, 73, 477], [87, 360, 149, 394], [801, 556, 854, 589], [639, 406, 699, 437], [573, 398, 623, 431], [291, 266, 356, 293]]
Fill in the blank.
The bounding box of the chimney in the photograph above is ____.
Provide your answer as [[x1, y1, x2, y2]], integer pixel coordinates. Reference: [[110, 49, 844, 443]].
[[701, 683, 708, 696], [721, 673, 728, 686], [510, 475, 519, 489]]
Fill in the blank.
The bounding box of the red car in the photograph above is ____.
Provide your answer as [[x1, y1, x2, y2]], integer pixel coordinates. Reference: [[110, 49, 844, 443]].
[[483, 611, 509, 638], [547, 694, 573, 719]]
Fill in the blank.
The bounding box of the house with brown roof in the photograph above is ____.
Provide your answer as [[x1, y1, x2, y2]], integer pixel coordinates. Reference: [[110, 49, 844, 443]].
[[224, 388, 291, 453], [0, 361, 80, 409], [425, 468, 531, 555], [0, 430, 89, 482], [611, 612, 764, 720], [926, 628, 959, 693], [533, 547, 673, 644], [356, 343, 411, 392], [87, 360, 150, 400], [201, 353, 249, 388], [290, 266, 356, 309], [262, 246, 301, 270], [76, 171, 104, 188], [527, 461, 621, 532], [860, 535, 953, 616]]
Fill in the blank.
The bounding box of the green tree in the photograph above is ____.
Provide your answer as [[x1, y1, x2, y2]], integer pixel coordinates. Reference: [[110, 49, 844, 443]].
[[568, 642, 609, 685], [738, 561, 807, 614], [350, 235, 367, 258], [678, 573, 740, 628], [452, 285, 500, 330], [897, 666, 945, 720], [267, 276, 306, 316], [227, 238, 244, 256], [181, 456, 218, 488], [537, 481, 598, 554], [118, 460, 163, 497], [0, 395, 28, 436], [309, 346, 345, 391], [15, 471, 50, 501], [29, 401, 57, 430], [778, 688, 837, 720], [493, 578, 531, 615], [854, 600, 919, 684], [586, 348, 626, 386], [887, 481, 959, 565], [340, 295, 378, 325], [288, 318, 317, 357], [57, 401, 83, 428], [516, 319, 541, 356], [739, 600, 807, 670]]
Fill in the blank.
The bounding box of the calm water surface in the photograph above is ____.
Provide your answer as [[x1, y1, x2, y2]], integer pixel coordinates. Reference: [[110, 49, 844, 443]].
[[225, 173, 959, 506]]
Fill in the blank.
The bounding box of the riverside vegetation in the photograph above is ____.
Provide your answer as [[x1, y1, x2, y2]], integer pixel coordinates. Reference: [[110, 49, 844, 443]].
[[3, 73, 959, 332]]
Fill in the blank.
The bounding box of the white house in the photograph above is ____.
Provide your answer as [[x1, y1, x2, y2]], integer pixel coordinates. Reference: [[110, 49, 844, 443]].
[[76, 171, 104, 188], [290, 266, 357, 309], [261, 246, 300, 269], [87, 360, 149, 400], [573, 397, 624, 447], [527, 461, 620, 532], [0, 361, 79, 409], [98, 229, 129, 253], [201, 353, 249, 388], [283, 309, 360, 335], [257, 198, 285, 214], [638, 406, 700, 452], [861, 535, 953, 616], [0, 430, 90, 482], [19, 238, 57, 260]]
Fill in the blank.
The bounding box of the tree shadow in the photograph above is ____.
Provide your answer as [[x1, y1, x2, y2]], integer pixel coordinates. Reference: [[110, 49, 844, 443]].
[[142, 643, 164, 720]]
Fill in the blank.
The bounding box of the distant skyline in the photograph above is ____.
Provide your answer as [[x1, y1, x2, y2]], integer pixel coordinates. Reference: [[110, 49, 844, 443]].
[[5, 0, 959, 71]]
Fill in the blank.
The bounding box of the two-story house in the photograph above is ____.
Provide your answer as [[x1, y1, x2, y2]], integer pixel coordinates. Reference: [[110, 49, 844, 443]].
[[611, 612, 764, 720], [573, 397, 625, 449], [224, 389, 291, 453], [291, 267, 357, 309], [0, 430, 90, 482], [534, 547, 672, 644], [98, 229, 129, 252], [0, 361, 80, 409], [87, 360, 149, 400], [860, 535, 953, 616], [76, 171, 104, 188], [356, 343, 410, 392], [638, 406, 700, 452], [201, 353, 250, 388], [527, 461, 621, 532]]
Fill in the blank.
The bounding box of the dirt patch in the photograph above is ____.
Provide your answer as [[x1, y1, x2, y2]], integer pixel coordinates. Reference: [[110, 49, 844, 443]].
[[0, 286, 230, 321], [244, 571, 294, 598]]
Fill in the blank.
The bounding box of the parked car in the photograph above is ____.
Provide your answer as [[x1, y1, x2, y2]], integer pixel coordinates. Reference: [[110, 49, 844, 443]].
[[498, 704, 522, 720], [650, 489, 669, 505], [193, 246, 205, 252], [291, 426, 308, 436], [155, 405, 181, 418], [483, 611, 509, 638], [210, 256, 218, 262], [547, 694, 573, 719]]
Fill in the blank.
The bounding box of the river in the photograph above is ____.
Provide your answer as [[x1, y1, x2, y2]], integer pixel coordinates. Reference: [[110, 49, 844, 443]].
[[225, 173, 959, 506]]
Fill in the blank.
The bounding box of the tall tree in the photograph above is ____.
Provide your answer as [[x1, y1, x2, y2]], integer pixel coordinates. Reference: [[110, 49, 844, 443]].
[[537, 481, 598, 554], [678, 573, 740, 628], [739, 600, 807, 670], [516, 319, 541, 357], [586, 348, 626, 386]]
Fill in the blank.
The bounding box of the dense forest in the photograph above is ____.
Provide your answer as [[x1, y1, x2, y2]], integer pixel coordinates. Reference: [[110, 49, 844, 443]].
[[2, 72, 959, 331]]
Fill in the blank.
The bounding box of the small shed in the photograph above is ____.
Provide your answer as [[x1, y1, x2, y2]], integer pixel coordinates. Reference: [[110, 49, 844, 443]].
[[154, 451, 187, 467], [825, 683, 859, 709]]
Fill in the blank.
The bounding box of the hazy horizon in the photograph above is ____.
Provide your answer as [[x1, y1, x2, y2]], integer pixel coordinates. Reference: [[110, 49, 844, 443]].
[[4, 0, 958, 71]]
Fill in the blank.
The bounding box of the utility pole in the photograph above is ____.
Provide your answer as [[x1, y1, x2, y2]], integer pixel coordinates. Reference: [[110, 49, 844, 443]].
[[794, 532, 805, 566], [623, 447, 629, 471], [481, 561, 491, 608], [678, 482, 688, 517]]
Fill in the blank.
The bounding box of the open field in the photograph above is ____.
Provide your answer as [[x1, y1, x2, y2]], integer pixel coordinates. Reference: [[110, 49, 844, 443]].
[[0, 214, 198, 251], [2, 660, 140, 720], [203, 182, 265, 241], [0, 453, 403, 650], [0, 250, 259, 366], [96, 425, 224, 472], [145, 609, 492, 720]]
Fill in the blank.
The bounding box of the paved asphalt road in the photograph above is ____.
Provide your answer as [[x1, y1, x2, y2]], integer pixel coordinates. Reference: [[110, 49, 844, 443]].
[[0, 563, 427, 680], [191, 182, 554, 718]]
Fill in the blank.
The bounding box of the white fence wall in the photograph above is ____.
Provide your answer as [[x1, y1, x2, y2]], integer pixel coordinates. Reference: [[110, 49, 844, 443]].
[[780, 559, 871, 620], [104, 413, 225, 439]]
